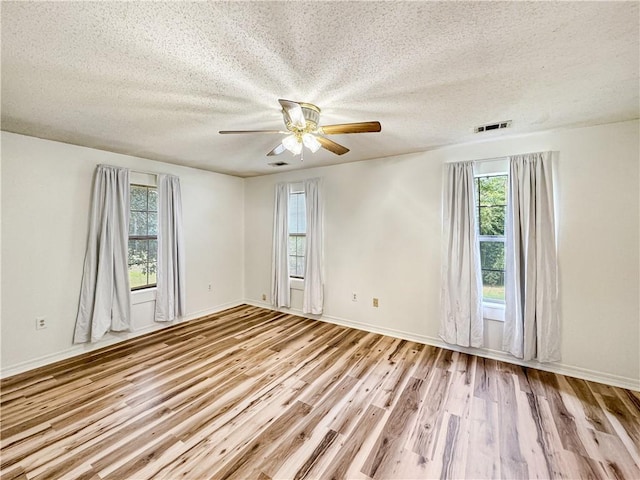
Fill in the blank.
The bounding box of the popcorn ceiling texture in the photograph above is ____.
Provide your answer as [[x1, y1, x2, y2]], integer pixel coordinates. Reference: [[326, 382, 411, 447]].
[[1, 1, 638, 176]]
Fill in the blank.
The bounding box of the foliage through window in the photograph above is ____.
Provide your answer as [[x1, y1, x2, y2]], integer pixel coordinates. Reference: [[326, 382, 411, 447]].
[[288, 190, 306, 278], [476, 175, 507, 303], [129, 184, 158, 290]]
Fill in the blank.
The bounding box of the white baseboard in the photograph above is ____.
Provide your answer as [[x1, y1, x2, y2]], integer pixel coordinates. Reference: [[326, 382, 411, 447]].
[[244, 299, 640, 391], [0, 300, 244, 379], [5, 299, 638, 391]]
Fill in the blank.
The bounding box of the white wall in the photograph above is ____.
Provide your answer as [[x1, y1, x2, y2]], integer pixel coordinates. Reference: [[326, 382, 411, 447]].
[[1, 132, 244, 375], [244, 120, 640, 389], [2, 121, 638, 387]]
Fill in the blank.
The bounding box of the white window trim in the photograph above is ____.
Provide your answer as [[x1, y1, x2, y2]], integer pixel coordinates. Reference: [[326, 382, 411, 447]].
[[483, 301, 505, 322], [290, 278, 304, 291], [475, 159, 508, 322], [129, 175, 158, 293], [130, 172, 157, 187], [289, 182, 304, 194], [288, 182, 306, 288], [131, 287, 157, 304]]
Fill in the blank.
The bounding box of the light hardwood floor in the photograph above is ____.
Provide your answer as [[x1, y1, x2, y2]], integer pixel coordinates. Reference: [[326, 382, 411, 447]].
[[1, 305, 638, 479]]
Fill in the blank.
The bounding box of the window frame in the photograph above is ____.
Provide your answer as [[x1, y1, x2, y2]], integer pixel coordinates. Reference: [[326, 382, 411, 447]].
[[128, 183, 158, 291], [475, 173, 508, 306], [473, 163, 508, 321], [288, 232, 306, 280], [288, 186, 306, 280]]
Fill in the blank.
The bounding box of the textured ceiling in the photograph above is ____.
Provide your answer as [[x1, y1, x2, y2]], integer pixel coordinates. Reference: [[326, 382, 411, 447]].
[[2, 1, 638, 177]]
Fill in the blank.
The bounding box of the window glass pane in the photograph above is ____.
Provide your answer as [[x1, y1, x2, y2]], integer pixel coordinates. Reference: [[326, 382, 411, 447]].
[[148, 239, 158, 264], [288, 236, 296, 255], [130, 211, 148, 236], [128, 239, 157, 289], [288, 233, 306, 278], [295, 257, 305, 277], [476, 174, 507, 303], [148, 188, 158, 211], [479, 206, 506, 236], [130, 185, 148, 210], [298, 194, 306, 233], [148, 212, 158, 235], [129, 185, 157, 289], [480, 241, 505, 271], [478, 176, 507, 206], [288, 193, 298, 233], [482, 270, 505, 302], [288, 204, 296, 234], [296, 236, 306, 256], [289, 192, 306, 234], [129, 263, 147, 289], [148, 239, 158, 284], [129, 239, 148, 265], [480, 241, 505, 302]]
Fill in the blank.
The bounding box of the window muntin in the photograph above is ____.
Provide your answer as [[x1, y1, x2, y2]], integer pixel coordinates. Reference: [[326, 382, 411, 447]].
[[476, 175, 507, 303], [288, 190, 306, 278], [129, 184, 158, 290]]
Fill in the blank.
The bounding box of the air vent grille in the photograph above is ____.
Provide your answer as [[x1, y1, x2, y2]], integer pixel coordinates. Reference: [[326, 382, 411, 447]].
[[268, 161, 289, 167], [474, 120, 512, 133]]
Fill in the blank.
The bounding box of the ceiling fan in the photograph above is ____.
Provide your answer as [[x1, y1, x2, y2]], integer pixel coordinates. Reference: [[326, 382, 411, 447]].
[[219, 99, 381, 157]]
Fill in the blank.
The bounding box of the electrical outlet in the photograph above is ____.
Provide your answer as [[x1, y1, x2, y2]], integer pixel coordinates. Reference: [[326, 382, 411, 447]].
[[373, 298, 379, 308], [262, 293, 267, 301], [208, 283, 212, 291], [352, 292, 357, 302], [36, 316, 46, 330]]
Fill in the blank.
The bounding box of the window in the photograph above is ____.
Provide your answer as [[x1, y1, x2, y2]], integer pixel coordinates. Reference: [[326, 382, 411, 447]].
[[288, 190, 306, 278], [129, 184, 158, 290], [475, 175, 507, 303]]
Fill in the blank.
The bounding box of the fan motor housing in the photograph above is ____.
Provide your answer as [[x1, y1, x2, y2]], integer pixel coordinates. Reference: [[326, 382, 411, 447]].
[[283, 102, 320, 133]]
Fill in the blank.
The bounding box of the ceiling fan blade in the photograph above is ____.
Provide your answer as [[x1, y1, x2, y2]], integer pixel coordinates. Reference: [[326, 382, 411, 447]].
[[267, 143, 287, 156], [318, 121, 381, 135], [278, 99, 306, 129], [219, 130, 287, 134], [316, 136, 349, 155]]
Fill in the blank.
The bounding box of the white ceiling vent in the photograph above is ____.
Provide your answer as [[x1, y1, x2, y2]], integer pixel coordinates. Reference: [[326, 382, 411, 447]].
[[474, 120, 512, 133], [268, 161, 289, 167]]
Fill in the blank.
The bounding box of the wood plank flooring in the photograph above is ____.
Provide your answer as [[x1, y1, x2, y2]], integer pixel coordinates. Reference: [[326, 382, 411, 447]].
[[1, 304, 638, 479]]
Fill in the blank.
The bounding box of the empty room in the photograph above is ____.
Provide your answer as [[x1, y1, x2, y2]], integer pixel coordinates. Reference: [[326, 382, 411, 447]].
[[1, 1, 639, 479]]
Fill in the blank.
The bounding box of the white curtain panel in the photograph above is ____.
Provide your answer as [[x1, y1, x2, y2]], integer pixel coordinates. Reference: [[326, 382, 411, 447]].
[[155, 174, 186, 322], [74, 165, 131, 343], [271, 182, 290, 308], [302, 178, 324, 314], [439, 161, 484, 348], [503, 151, 559, 362]]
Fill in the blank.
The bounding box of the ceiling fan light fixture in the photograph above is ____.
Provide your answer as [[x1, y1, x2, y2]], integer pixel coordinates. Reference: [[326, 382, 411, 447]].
[[282, 134, 302, 155], [302, 133, 321, 153], [219, 99, 380, 158]]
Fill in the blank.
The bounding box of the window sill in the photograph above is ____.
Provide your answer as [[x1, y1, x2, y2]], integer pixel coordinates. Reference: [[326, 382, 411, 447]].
[[290, 278, 304, 291], [483, 301, 505, 322], [131, 287, 157, 305]]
